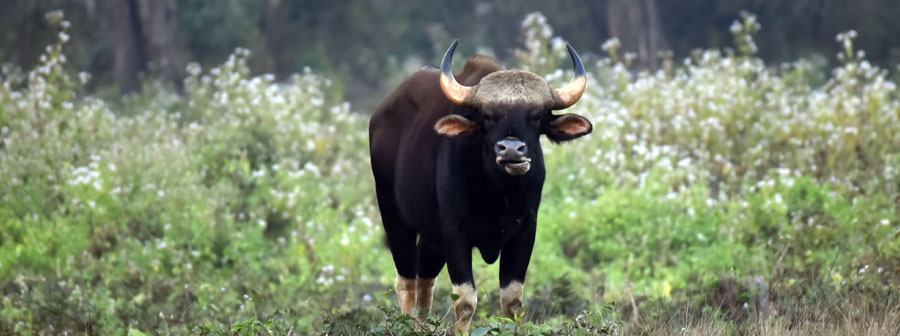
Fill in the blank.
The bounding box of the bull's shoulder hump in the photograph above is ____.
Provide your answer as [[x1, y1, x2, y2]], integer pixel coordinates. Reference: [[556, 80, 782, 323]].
[[457, 55, 502, 86]]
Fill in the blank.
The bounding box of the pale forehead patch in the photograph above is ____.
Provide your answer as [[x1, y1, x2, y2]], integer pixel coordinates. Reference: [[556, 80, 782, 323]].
[[472, 70, 553, 108]]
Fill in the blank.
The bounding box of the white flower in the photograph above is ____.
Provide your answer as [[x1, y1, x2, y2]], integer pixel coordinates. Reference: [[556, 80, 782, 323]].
[[729, 21, 742, 34], [601, 38, 621, 53]]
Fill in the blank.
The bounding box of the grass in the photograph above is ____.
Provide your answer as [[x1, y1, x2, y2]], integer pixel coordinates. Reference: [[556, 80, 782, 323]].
[[1, 11, 899, 335]]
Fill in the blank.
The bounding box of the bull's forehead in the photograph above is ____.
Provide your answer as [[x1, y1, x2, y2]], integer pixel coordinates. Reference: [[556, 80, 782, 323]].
[[472, 70, 553, 111]]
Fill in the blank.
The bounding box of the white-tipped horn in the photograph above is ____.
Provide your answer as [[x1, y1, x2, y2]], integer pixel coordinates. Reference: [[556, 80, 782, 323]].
[[553, 43, 586, 110], [439, 40, 475, 106]]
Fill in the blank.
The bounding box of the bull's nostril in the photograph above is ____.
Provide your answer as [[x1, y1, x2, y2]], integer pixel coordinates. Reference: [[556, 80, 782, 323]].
[[496, 138, 526, 158], [516, 144, 526, 154]]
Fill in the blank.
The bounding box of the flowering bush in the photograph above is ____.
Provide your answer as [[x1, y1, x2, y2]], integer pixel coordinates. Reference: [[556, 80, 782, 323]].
[[1, 11, 898, 335], [533, 11, 900, 299], [1, 16, 385, 334]]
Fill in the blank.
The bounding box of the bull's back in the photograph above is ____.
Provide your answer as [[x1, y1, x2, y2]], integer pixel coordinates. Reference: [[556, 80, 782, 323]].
[[369, 69, 446, 184], [369, 57, 502, 233]]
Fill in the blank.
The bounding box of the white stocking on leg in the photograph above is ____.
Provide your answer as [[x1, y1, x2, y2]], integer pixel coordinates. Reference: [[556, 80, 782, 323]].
[[451, 283, 477, 335], [395, 274, 416, 316]]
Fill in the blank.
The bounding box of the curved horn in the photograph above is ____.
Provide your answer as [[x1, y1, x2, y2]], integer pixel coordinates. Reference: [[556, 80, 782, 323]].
[[553, 43, 587, 110], [439, 40, 474, 106]]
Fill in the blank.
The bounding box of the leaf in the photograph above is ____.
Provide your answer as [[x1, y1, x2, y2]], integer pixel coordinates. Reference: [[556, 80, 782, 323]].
[[128, 329, 148, 336], [450, 293, 460, 301], [471, 327, 491, 336]]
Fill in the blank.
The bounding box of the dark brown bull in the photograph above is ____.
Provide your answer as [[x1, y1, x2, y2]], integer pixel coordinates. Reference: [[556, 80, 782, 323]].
[[369, 40, 591, 335]]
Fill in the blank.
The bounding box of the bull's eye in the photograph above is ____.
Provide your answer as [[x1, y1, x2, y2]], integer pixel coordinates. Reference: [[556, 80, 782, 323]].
[[531, 114, 542, 123]]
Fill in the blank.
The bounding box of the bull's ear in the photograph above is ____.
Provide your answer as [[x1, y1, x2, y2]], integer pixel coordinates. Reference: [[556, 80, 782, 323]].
[[546, 113, 592, 142], [434, 114, 478, 137]]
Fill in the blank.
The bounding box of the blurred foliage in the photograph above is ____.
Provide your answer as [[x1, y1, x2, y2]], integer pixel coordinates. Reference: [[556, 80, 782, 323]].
[[1, 10, 900, 335], [4, 0, 900, 110]]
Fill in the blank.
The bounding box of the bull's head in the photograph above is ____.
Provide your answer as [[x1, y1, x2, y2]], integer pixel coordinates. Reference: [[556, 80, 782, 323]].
[[433, 40, 592, 176]]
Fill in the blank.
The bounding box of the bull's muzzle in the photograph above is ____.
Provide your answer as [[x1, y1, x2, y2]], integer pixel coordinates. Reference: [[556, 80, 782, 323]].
[[494, 137, 531, 175]]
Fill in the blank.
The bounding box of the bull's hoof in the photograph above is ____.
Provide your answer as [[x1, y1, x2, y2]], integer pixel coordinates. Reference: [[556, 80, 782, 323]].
[[500, 281, 525, 319]]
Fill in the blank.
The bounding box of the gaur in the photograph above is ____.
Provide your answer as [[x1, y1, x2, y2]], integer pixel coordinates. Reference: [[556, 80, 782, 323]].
[[369, 40, 591, 335]]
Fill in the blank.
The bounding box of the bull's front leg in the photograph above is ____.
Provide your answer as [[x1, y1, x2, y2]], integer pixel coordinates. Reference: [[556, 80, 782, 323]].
[[443, 226, 476, 335], [498, 222, 536, 320]]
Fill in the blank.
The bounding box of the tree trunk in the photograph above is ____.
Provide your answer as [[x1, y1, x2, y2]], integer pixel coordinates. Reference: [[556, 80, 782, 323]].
[[136, 0, 186, 86], [606, 0, 668, 70], [261, 0, 284, 74], [105, 0, 145, 93]]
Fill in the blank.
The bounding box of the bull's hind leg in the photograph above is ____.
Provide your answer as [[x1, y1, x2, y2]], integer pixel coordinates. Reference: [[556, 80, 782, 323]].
[[373, 180, 418, 315], [498, 225, 536, 320], [415, 240, 445, 317], [394, 271, 416, 316], [385, 219, 417, 315], [385, 224, 417, 315]]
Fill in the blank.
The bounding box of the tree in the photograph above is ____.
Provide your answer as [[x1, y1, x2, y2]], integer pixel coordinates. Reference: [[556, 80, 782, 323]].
[[136, 0, 186, 86], [261, 0, 285, 74], [606, 0, 668, 70], [105, 0, 145, 92], [104, 0, 185, 92]]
